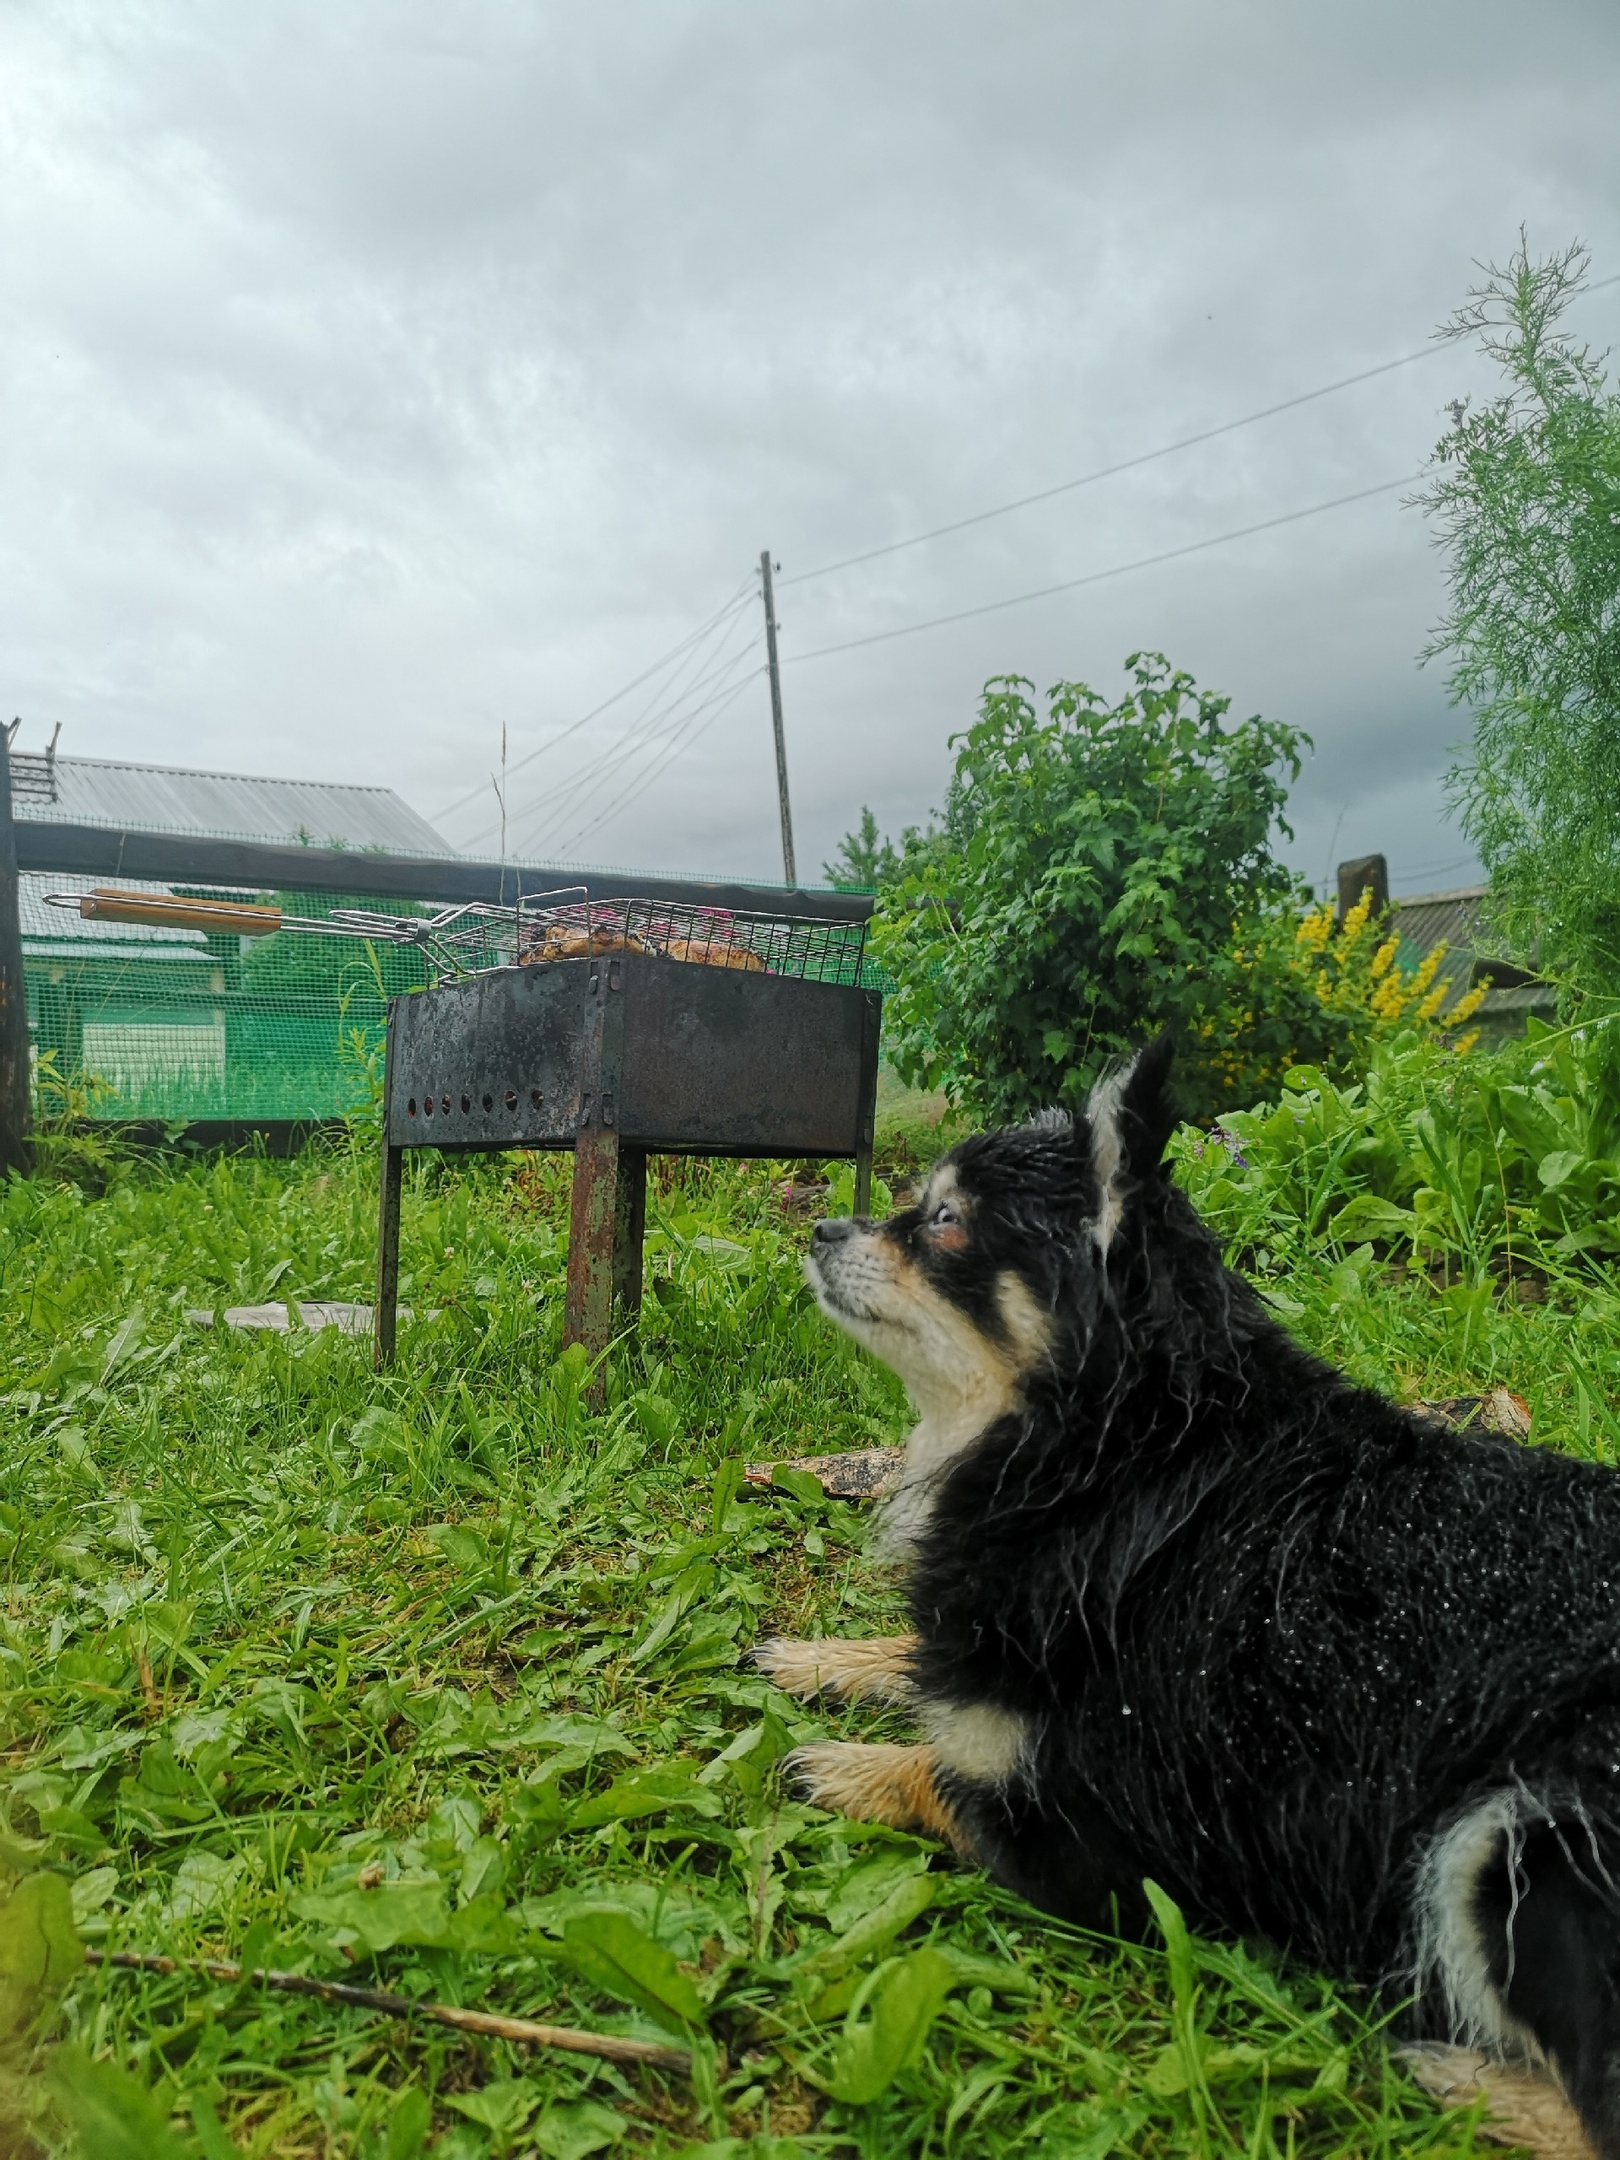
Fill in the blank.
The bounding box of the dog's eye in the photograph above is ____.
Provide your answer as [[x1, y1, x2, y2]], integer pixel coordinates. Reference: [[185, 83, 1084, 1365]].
[[921, 1196, 968, 1250]]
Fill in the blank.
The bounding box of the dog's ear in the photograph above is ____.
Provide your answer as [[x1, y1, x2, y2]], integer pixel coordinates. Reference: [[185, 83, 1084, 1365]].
[[1117, 1030, 1179, 1175], [1084, 1032, 1179, 1248]]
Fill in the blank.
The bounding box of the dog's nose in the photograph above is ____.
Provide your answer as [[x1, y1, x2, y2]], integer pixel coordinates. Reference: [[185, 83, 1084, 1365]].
[[811, 1216, 860, 1246]]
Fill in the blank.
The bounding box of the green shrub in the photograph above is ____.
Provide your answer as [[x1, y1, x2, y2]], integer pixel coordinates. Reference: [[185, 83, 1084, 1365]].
[[869, 654, 1311, 1124]]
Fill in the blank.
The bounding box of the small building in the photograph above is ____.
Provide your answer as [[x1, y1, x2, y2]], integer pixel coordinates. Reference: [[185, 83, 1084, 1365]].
[[11, 741, 450, 1121], [1388, 883, 1556, 1040]]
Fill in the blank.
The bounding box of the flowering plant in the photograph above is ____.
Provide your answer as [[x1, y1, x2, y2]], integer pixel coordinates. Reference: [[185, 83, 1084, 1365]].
[[1180, 888, 1489, 1118], [1294, 890, 1487, 1049]]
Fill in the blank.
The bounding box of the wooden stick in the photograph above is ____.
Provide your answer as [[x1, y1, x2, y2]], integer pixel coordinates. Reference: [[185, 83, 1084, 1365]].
[[83, 1949, 691, 2073]]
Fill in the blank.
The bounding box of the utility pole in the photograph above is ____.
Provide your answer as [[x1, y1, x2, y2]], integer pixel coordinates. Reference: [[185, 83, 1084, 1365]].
[[0, 723, 32, 1177], [759, 549, 797, 885]]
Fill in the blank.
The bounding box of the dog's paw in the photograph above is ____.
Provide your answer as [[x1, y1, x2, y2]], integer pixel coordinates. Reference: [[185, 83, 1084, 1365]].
[[1400, 2045, 1597, 2160], [782, 1739, 929, 1818], [751, 1637, 833, 1700], [783, 1740, 889, 1814], [786, 1741, 973, 1851], [751, 1633, 920, 1705]]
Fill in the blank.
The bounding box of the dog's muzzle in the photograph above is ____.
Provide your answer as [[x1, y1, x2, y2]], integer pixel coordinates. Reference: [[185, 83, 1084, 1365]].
[[805, 1216, 879, 1321], [811, 1217, 863, 1252]]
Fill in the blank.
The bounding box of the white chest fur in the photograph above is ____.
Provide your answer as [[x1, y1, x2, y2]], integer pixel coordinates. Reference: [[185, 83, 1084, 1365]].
[[875, 1398, 1001, 1554]]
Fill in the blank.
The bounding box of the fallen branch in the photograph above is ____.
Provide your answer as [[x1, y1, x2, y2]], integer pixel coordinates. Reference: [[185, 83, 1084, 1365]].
[[83, 1948, 691, 2074]]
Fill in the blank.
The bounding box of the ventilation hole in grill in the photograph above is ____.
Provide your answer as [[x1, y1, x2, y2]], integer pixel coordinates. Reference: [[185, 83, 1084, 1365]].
[[504, 1089, 518, 1111], [461, 1094, 471, 1114], [408, 1098, 417, 1116], [482, 1093, 493, 1111], [423, 1097, 433, 1116], [441, 1095, 451, 1113], [530, 1088, 543, 1109]]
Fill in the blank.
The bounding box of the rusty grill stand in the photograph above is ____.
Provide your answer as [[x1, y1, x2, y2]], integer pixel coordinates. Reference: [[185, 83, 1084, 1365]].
[[373, 952, 879, 1385]]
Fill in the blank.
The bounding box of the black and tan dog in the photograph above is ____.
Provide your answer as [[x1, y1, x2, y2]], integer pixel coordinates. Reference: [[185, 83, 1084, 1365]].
[[756, 1037, 1620, 2160]]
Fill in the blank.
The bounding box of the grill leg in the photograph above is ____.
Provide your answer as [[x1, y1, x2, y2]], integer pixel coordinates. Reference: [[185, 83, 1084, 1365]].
[[565, 1125, 620, 1384], [374, 1140, 403, 1371], [614, 1146, 647, 1321], [854, 986, 880, 1219]]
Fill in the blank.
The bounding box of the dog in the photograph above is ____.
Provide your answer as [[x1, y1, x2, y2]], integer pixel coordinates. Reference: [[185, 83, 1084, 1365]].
[[756, 1035, 1620, 2160]]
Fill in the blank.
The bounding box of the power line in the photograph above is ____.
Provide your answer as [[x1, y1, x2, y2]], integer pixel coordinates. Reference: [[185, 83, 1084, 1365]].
[[518, 633, 764, 858], [430, 578, 755, 825], [456, 590, 758, 851], [1391, 854, 1480, 889], [780, 270, 1620, 589], [781, 365, 1437, 588], [784, 473, 1421, 665], [529, 661, 763, 862], [429, 277, 1620, 842], [558, 667, 767, 855], [474, 631, 759, 862], [498, 614, 762, 858], [554, 668, 766, 859]]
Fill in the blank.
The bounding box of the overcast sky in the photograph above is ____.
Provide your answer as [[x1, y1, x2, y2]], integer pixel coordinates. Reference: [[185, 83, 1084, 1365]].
[[4, 3, 1618, 894]]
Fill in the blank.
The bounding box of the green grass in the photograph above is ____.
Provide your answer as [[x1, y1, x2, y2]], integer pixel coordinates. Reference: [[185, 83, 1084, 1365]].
[[5, 1110, 1605, 2160]]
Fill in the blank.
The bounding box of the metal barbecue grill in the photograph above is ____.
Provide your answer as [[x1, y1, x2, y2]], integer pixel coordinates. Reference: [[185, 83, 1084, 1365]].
[[48, 885, 879, 1379], [372, 897, 879, 1377]]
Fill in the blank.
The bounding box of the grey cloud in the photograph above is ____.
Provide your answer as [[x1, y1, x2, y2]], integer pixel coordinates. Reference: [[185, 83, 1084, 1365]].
[[2, 1, 1618, 892]]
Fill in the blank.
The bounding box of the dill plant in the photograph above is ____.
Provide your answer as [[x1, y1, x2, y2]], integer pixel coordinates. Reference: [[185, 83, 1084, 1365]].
[[1416, 233, 1620, 993]]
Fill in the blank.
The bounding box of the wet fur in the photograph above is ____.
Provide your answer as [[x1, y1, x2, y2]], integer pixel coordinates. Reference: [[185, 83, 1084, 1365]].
[[769, 1035, 1620, 2160]]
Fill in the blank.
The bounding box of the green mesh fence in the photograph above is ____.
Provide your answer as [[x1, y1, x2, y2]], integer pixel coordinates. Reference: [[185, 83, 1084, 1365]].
[[23, 882, 880, 1125], [26, 887, 431, 1124]]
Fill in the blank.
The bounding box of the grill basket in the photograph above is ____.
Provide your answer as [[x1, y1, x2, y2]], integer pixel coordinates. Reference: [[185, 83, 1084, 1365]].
[[514, 896, 866, 985]]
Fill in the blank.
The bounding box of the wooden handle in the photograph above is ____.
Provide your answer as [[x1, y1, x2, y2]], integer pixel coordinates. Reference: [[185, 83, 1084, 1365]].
[[78, 889, 284, 936]]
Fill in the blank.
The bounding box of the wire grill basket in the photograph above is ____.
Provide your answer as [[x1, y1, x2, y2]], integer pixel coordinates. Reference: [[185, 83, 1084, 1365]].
[[516, 896, 866, 985], [45, 884, 868, 987]]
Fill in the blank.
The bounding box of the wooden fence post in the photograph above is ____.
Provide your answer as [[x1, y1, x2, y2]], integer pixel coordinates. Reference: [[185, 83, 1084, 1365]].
[[0, 731, 32, 1177]]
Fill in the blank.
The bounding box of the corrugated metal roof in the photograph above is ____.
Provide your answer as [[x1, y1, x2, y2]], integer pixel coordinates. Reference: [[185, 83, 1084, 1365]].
[[1391, 883, 1555, 1021], [11, 754, 451, 856], [1475, 981, 1556, 1016], [1392, 886, 1489, 961]]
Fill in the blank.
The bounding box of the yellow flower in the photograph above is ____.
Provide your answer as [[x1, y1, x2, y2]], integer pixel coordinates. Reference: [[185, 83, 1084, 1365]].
[[1296, 903, 1334, 953], [1446, 984, 1487, 1027], [1408, 944, 1447, 1001], [1339, 894, 1372, 948], [1417, 982, 1449, 1023], [1369, 937, 1399, 981], [1314, 969, 1332, 1004], [1453, 1028, 1481, 1056]]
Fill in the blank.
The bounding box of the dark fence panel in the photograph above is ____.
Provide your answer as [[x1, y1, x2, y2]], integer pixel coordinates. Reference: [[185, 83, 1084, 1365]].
[[13, 821, 873, 923]]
